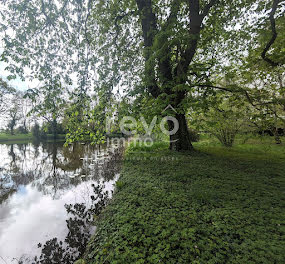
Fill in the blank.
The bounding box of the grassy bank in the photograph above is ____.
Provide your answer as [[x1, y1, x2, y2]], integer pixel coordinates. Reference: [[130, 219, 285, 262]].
[[0, 133, 33, 143], [85, 139, 285, 264], [0, 133, 66, 144]]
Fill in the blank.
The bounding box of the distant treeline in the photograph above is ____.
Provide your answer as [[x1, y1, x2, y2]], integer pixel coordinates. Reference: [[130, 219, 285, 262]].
[[0, 122, 67, 141]]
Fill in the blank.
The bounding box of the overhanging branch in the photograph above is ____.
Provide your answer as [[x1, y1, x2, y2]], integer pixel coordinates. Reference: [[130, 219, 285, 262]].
[[261, 0, 283, 67], [84, 0, 93, 45], [201, 0, 218, 18], [193, 83, 280, 108], [179, 0, 217, 77]]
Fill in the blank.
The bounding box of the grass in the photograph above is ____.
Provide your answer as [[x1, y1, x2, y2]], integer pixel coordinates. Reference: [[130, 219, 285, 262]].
[[85, 137, 285, 264], [0, 133, 33, 143], [0, 133, 66, 144], [195, 134, 285, 163]]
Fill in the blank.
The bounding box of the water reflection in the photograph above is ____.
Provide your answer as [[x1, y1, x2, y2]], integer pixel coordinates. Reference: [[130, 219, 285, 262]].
[[0, 142, 123, 263]]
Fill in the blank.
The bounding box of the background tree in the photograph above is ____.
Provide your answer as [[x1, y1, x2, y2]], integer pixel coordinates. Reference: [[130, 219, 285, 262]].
[[25, 79, 67, 139], [187, 0, 285, 144], [6, 93, 22, 135], [63, 90, 116, 144], [190, 93, 252, 147], [0, 77, 15, 113], [18, 91, 33, 133]]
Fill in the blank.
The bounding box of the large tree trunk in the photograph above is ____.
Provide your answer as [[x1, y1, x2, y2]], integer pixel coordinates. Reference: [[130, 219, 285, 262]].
[[168, 113, 194, 151], [135, 0, 216, 152]]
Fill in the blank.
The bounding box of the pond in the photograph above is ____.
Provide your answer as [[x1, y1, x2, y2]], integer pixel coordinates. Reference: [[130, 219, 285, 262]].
[[0, 141, 123, 263]]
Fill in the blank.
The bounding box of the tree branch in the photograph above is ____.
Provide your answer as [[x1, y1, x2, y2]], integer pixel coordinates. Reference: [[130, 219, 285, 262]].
[[59, 0, 69, 15], [40, 0, 53, 26], [163, 0, 181, 30], [84, 0, 93, 45], [114, 11, 136, 48], [201, 0, 218, 18], [261, 0, 283, 67], [135, 0, 160, 97], [193, 83, 278, 108], [178, 0, 217, 78]]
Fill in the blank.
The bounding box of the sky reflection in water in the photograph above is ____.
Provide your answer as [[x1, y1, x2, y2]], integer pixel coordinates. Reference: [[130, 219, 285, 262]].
[[0, 142, 121, 263]]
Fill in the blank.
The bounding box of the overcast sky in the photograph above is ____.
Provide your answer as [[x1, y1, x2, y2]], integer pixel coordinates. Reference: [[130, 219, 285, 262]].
[[0, 62, 30, 91], [0, 2, 36, 92]]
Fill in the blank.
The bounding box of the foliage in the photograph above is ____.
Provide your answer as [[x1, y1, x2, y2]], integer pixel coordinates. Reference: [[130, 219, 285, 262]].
[[31, 123, 47, 140], [188, 129, 200, 143], [25, 79, 67, 139], [6, 94, 22, 135], [63, 93, 113, 145], [214, 62, 285, 145], [2, 0, 284, 150], [0, 77, 15, 113], [0, 76, 14, 92], [85, 139, 285, 263], [16, 125, 29, 134], [190, 93, 251, 147], [43, 122, 66, 135], [74, 260, 86, 264], [0, 77, 16, 111]]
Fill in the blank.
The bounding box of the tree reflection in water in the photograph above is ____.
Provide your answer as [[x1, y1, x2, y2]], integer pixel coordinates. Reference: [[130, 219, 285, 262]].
[[1, 142, 123, 199], [0, 141, 124, 264], [30, 183, 110, 264]]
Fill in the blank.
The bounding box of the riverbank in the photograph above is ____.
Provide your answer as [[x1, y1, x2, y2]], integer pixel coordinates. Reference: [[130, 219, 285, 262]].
[[84, 140, 285, 263], [0, 133, 66, 144], [0, 133, 33, 143]]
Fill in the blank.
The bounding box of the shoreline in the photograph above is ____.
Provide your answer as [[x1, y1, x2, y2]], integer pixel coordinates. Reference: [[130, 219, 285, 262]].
[[0, 134, 66, 144]]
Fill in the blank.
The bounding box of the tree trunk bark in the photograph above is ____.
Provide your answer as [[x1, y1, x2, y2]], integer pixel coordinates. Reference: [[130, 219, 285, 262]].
[[169, 113, 194, 151], [52, 119, 57, 140], [135, 0, 216, 152], [274, 127, 282, 144]]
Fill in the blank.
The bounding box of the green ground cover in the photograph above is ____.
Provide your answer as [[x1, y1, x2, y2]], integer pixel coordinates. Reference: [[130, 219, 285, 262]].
[[84, 138, 285, 263]]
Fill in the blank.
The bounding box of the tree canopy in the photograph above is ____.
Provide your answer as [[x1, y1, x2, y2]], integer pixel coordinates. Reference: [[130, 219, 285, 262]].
[[0, 0, 284, 150]]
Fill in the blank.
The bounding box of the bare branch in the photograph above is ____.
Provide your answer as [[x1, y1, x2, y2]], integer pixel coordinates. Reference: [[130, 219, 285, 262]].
[[194, 84, 237, 93]]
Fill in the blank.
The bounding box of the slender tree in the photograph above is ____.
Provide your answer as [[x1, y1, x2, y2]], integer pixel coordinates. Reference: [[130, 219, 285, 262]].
[[0, 77, 15, 112], [6, 93, 22, 135]]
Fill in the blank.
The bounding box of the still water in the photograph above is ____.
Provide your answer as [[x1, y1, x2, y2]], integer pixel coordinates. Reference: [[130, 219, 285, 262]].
[[0, 141, 122, 263]]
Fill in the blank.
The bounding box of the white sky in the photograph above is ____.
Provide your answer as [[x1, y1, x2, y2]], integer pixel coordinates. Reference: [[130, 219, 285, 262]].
[[0, 60, 35, 91], [0, 2, 40, 92]]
